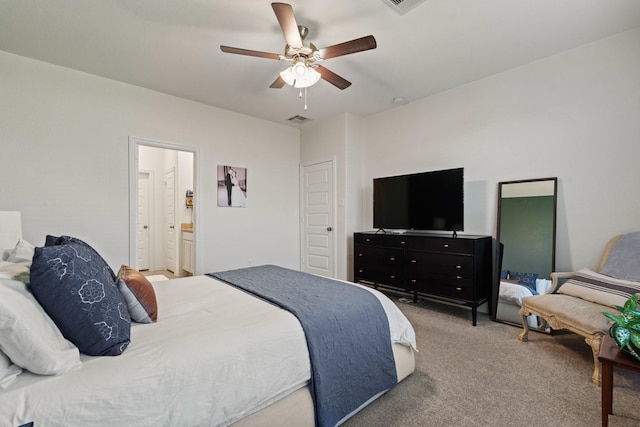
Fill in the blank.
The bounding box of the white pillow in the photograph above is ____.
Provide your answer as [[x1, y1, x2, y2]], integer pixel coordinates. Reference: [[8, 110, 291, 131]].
[[536, 278, 552, 294], [0, 349, 22, 389], [0, 278, 82, 375], [6, 239, 34, 266]]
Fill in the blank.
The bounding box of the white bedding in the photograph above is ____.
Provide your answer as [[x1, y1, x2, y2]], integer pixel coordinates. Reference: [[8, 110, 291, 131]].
[[498, 279, 552, 328], [498, 279, 552, 305], [0, 275, 416, 427], [499, 281, 534, 306]]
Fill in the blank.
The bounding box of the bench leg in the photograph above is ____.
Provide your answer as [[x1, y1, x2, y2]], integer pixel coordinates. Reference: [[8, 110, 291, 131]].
[[586, 335, 603, 386]]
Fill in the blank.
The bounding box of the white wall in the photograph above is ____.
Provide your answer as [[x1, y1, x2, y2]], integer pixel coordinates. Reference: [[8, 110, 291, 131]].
[[360, 28, 640, 271], [3, 26, 639, 279], [0, 51, 301, 274]]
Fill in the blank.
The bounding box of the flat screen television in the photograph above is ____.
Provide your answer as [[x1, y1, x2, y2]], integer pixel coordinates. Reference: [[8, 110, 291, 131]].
[[373, 167, 464, 232]]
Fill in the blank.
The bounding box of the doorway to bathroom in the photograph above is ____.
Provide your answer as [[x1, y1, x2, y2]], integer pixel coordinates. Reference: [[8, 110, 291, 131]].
[[129, 137, 198, 277]]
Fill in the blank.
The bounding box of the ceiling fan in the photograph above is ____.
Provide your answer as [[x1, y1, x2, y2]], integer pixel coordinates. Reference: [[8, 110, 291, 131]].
[[220, 2, 377, 91]]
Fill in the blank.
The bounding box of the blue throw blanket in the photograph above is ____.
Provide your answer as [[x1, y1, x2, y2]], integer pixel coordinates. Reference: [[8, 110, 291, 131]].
[[207, 265, 398, 427]]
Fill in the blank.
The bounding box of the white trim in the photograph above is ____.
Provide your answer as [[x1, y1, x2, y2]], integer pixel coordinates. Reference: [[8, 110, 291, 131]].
[[128, 136, 200, 274]]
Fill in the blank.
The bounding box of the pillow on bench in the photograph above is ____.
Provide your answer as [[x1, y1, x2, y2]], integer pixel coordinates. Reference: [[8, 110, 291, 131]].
[[600, 232, 640, 282], [558, 268, 640, 308]]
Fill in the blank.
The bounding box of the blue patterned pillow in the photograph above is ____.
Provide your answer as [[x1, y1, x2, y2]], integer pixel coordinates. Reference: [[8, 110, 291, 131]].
[[30, 242, 131, 356], [508, 271, 539, 293], [45, 235, 116, 281]]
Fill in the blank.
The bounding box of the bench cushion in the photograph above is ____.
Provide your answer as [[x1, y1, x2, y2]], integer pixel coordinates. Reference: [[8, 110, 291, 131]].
[[522, 294, 618, 335]]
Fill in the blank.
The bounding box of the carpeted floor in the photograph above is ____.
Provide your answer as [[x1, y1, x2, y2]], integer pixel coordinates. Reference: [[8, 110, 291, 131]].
[[344, 294, 640, 427]]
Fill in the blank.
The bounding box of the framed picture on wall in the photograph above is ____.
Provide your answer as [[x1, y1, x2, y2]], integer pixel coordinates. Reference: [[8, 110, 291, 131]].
[[217, 165, 247, 208]]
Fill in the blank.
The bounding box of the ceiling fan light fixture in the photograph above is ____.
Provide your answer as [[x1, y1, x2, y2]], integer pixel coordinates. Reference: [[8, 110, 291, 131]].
[[292, 59, 308, 76], [280, 58, 321, 88]]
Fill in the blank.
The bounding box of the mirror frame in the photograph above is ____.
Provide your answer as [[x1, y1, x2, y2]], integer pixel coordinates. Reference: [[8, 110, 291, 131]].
[[492, 177, 558, 325]]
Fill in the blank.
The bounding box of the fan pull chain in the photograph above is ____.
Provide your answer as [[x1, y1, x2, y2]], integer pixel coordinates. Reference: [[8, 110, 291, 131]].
[[297, 88, 309, 111]]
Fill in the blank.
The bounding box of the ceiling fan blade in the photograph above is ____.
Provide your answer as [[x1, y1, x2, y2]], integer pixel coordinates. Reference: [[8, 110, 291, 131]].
[[316, 65, 352, 90], [270, 75, 286, 89], [272, 3, 303, 49], [318, 35, 377, 60], [220, 45, 281, 60]]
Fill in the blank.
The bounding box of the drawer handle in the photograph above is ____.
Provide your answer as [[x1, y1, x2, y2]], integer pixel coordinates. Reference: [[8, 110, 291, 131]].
[[411, 259, 417, 263], [443, 244, 449, 248], [400, 241, 406, 245], [411, 279, 417, 283], [455, 265, 462, 269], [358, 269, 363, 273], [456, 275, 463, 279], [455, 287, 462, 291], [358, 253, 363, 257], [390, 275, 396, 279], [365, 238, 370, 242], [389, 257, 395, 261]]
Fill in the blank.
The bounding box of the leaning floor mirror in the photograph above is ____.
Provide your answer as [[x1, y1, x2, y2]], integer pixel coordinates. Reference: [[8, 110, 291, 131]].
[[493, 177, 558, 331]]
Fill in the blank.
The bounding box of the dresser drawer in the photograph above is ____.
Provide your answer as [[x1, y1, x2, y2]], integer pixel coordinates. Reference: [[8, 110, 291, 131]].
[[355, 245, 403, 267], [409, 278, 474, 300], [401, 235, 475, 254], [405, 251, 473, 275], [354, 265, 404, 287], [356, 233, 415, 249], [354, 233, 390, 246]]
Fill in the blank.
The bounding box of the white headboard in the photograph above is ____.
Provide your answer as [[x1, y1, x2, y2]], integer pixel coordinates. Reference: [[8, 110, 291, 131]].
[[0, 211, 22, 249]]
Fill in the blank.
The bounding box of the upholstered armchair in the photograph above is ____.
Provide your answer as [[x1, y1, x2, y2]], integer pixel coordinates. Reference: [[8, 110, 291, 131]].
[[518, 232, 640, 385]]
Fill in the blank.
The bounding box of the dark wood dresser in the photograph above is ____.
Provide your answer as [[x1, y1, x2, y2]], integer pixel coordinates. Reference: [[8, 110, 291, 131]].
[[353, 231, 493, 325]]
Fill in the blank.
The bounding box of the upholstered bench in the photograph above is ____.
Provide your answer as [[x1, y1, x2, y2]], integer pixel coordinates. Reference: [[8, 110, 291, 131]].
[[518, 233, 640, 385]]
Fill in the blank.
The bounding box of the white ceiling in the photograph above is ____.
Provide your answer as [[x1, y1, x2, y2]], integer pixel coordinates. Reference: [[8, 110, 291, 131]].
[[2, 0, 640, 127]]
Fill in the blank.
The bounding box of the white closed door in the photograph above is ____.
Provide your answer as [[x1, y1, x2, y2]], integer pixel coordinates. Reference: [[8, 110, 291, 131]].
[[164, 167, 177, 272], [137, 171, 151, 271], [301, 160, 335, 278]]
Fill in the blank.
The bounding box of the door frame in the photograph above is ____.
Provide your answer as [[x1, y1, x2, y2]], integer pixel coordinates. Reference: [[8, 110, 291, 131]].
[[137, 169, 154, 270], [299, 158, 337, 278], [128, 136, 200, 274], [164, 166, 178, 273]]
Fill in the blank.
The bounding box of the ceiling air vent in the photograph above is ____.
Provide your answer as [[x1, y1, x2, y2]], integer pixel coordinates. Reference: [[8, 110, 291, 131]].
[[287, 115, 311, 124], [381, 0, 428, 15]]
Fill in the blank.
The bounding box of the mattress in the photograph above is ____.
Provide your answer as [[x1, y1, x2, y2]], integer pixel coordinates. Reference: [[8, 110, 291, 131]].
[[0, 274, 416, 427]]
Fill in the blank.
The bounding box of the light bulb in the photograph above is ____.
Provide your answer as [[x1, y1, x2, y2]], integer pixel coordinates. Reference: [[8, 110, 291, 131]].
[[279, 58, 321, 89]]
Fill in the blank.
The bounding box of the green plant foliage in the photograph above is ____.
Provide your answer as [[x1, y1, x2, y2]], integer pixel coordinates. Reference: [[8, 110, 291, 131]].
[[603, 294, 640, 361]]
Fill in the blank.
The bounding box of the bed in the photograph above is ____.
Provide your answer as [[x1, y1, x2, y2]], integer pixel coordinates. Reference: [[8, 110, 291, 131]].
[[0, 212, 416, 427], [496, 278, 552, 328]]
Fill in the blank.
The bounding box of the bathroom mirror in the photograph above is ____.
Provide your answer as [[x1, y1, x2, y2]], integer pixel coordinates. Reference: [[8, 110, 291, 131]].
[[492, 177, 557, 330]]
